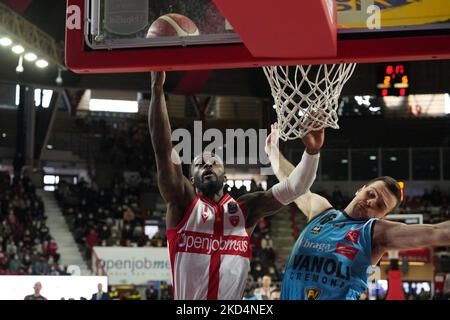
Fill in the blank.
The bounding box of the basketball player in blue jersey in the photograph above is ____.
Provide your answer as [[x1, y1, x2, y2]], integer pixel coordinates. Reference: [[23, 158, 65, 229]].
[[265, 124, 450, 300]]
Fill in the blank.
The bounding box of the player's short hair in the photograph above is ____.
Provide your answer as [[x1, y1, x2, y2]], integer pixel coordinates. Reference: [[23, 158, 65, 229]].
[[366, 176, 401, 210]]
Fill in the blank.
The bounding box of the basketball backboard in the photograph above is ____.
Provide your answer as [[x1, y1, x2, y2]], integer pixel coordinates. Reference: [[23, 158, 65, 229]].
[[65, 0, 450, 73]]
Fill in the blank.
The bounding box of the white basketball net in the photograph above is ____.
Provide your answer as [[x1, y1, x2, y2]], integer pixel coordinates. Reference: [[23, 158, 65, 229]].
[[263, 63, 356, 141]]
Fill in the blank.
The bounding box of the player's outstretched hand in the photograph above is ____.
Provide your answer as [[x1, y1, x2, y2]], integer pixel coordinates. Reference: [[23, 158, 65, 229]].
[[265, 123, 280, 157], [151, 71, 166, 90], [302, 128, 324, 155]]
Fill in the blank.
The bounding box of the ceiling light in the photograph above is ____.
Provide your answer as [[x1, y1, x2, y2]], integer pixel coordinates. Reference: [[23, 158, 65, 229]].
[[0, 37, 12, 47], [12, 45, 25, 54], [36, 59, 49, 68], [24, 52, 37, 62]]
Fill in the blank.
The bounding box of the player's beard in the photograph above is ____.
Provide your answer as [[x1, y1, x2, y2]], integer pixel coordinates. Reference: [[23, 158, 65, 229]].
[[194, 172, 225, 196]]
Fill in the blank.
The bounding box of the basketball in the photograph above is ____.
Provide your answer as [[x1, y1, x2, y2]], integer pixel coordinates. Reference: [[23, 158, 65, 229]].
[[146, 13, 200, 38]]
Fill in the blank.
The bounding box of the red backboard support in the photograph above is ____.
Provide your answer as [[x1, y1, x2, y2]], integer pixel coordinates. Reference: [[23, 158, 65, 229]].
[[211, 0, 337, 58], [65, 0, 450, 73]]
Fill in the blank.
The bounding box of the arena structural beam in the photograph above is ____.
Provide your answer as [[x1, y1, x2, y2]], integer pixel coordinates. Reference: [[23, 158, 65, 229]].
[[0, 2, 64, 67]]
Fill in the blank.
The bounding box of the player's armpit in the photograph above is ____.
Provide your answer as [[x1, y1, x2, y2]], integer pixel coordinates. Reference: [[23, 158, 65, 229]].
[[238, 190, 283, 230], [294, 192, 333, 222]]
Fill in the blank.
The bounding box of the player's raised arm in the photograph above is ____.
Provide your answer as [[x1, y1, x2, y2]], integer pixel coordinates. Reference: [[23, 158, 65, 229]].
[[264, 124, 332, 221], [148, 72, 195, 227], [240, 125, 324, 230], [372, 219, 450, 263]]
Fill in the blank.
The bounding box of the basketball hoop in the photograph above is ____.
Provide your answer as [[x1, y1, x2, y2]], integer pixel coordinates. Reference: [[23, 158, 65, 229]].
[[263, 63, 356, 141]]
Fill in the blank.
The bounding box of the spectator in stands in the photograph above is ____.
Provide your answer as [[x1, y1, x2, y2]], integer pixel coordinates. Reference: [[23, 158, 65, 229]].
[[125, 284, 141, 300], [145, 283, 159, 300], [122, 206, 135, 224], [91, 283, 110, 300], [109, 286, 120, 300], [332, 185, 345, 209], [49, 264, 60, 275], [58, 265, 70, 276], [6, 239, 17, 256], [0, 250, 8, 274], [257, 218, 271, 237], [422, 188, 431, 204], [242, 282, 261, 300], [431, 185, 443, 206], [107, 230, 120, 246], [266, 264, 280, 282], [121, 224, 134, 243], [39, 223, 50, 241], [160, 288, 172, 300], [153, 232, 165, 247], [260, 235, 275, 266], [32, 255, 50, 275], [270, 289, 281, 300], [254, 275, 275, 300], [24, 282, 47, 300], [250, 263, 264, 284], [46, 239, 60, 263], [85, 229, 98, 259], [8, 254, 21, 274], [440, 202, 450, 219], [238, 185, 247, 198], [22, 229, 33, 247], [261, 234, 273, 249], [98, 225, 111, 243], [359, 291, 369, 300], [433, 288, 445, 300]]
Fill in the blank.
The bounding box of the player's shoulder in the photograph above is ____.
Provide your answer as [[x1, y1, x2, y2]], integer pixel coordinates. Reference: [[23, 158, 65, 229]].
[[371, 218, 402, 243]]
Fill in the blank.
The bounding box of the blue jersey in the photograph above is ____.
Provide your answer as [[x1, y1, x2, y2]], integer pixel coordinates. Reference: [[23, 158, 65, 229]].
[[281, 208, 376, 300]]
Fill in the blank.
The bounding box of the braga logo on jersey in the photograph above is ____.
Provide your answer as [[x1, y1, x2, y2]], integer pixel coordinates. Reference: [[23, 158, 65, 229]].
[[306, 288, 321, 300], [344, 230, 360, 243], [334, 243, 359, 260], [300, 239, 332, 253]]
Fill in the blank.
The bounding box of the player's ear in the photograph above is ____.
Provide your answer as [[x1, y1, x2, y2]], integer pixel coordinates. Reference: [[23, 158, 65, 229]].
[[223, 175, 227, 184], [190, 177, 194, 184]]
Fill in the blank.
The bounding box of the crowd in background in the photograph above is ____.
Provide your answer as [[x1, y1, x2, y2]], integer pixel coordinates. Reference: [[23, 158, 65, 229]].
[[55, 178, 165, 260], [0, 171, 68, 276]]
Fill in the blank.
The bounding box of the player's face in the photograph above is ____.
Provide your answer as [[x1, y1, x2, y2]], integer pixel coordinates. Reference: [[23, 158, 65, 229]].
[[352, 181, 398, 220], [191, 152, 225, 195]]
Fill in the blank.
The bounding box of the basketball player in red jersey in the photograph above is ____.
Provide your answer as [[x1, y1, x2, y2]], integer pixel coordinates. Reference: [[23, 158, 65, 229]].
[[149, 71, 324, 300]]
